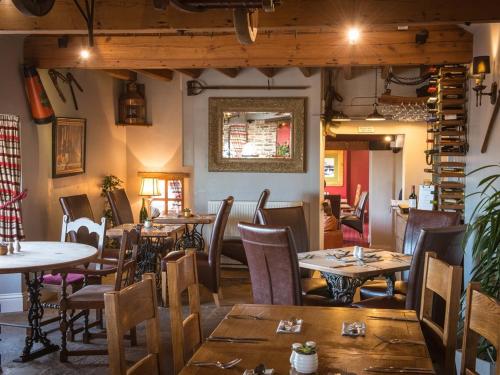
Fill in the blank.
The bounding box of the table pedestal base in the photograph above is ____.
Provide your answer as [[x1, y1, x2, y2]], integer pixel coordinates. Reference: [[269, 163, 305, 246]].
[[14, 272, 59, 362], [175, 223, 205, 251]]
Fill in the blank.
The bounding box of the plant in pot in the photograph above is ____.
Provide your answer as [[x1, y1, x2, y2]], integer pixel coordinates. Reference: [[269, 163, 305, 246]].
[[101, 175, 123, 248], [457, 164, 499, 374]]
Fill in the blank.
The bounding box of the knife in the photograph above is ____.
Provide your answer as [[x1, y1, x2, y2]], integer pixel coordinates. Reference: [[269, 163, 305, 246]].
[[210, 336, 268, 341], [367, 316, 419, 322], [226, 314, 269, 320], [364, 367, 435, 373]]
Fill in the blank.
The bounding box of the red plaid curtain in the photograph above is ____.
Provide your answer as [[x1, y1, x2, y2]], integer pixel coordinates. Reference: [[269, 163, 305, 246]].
[[0, 114, 24, 241]]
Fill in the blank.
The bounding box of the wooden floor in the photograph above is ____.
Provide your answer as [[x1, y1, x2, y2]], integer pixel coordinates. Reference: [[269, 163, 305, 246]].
[[0, 268, 253, 375]]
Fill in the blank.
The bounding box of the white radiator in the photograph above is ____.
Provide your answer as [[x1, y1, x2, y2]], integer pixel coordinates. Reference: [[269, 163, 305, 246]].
[[207, 200, 303, 238]]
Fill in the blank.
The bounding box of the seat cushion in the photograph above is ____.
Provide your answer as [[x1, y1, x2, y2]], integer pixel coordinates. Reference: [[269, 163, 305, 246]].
[[66, 284, 114, 308], [341, 215, 358, 222], [360, 280, 408, 300], [324, 216, 338, 232], [352, 294, 406, 309], [221, 237, 247, 265], [42, 273, 85, 285]]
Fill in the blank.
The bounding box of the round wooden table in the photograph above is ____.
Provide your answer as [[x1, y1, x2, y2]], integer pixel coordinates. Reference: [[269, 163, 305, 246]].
[[0, 241, 97, 362]]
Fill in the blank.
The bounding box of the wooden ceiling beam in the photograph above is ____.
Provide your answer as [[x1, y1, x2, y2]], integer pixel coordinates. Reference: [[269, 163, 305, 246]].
[[176, 69, 203, 78], [102, 69, 137, 81], [216, 68, 241, 78], [2, 0, 499, 34], [258, 68, 280, 78], [24, 26, 472, 69], [298, 67, 315, 78], [134, 69, 174, 81]]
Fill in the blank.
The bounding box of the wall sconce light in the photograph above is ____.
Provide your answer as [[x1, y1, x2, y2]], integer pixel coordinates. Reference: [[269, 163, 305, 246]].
[[471, 56, 498, 106]]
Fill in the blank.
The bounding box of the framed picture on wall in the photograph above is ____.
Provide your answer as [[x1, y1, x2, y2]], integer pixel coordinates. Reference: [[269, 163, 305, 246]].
[[324, 150, 343, 186], [52, 117, 86, 178]]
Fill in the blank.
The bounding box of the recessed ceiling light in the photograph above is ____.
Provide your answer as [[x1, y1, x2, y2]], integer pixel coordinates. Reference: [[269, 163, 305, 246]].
[[347, 27, 361, 44], [79, 48, 90, 59], [384, 135, 393, 142]]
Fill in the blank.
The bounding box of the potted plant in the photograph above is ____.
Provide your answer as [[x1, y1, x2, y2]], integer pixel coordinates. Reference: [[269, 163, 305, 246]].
[[100, 175, 123, 226], [456, 164, 499, 375]]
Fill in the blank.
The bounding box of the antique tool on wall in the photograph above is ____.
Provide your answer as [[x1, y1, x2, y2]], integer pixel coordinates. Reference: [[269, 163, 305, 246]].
[[154, 0, 280, 45], [48, 69, 68, 103], [66, 73, 84, 110], [481, 87, 500, 153], [187, 79, 309, 96], [23, 65, 55, 124]]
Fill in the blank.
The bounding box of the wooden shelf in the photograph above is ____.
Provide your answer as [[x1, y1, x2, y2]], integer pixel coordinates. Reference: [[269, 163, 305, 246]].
[[116, 123, 152, 127], [440, 203, 465, 210]]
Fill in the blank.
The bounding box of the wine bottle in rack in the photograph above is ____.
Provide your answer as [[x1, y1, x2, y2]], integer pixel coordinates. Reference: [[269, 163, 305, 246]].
[[409, 185, 418, 208]]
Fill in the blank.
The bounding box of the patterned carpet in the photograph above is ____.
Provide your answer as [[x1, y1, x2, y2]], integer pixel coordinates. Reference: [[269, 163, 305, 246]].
[[341, 222, 370, 247]]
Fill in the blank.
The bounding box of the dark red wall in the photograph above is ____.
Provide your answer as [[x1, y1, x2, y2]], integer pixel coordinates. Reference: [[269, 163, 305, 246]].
[[324, 150, 369, 208]]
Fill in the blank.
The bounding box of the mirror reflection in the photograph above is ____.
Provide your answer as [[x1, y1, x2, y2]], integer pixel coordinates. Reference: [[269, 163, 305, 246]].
[[222, 111, 292, 159]]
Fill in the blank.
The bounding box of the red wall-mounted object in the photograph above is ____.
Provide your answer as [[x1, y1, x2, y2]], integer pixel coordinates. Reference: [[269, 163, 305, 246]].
[[23, 65, 55, 124]]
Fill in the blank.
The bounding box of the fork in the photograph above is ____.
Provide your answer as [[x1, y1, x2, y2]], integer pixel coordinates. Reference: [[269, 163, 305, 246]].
[[374, 334, 426, 345], [191, 358, 242, 368]]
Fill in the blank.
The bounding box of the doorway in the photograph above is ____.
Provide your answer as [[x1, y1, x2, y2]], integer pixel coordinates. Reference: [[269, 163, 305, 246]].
[[322, 134, 403, 249]]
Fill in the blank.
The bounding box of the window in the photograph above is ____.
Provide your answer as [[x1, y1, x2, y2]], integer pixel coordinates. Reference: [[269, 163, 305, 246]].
[[139, 172, 189, 215]]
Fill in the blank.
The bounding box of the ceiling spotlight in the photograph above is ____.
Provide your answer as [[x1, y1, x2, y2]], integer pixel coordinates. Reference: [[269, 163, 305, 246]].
[[347, 27, 361, 44], [384, 135, 393, 142], [79, 48, 90, 60]]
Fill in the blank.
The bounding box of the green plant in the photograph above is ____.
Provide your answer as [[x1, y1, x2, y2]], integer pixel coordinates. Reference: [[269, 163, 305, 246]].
[[100, 175, 123, 225], [276, 143, 290, 157], [463, 164, 499, 361]]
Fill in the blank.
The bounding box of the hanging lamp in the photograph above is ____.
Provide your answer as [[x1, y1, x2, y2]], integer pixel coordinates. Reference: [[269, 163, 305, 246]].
[[366, 68, 386, 121]]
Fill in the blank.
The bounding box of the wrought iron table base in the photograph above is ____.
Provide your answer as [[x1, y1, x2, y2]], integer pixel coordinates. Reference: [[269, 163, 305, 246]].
[[13, 272, 59, 362], [320, 272, 397, 305], [174, 223, 205, 251]]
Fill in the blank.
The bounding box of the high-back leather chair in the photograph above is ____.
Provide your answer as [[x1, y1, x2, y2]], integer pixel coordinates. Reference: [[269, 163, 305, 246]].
[[360, 209, 462, 300], [238, 222, 302, 305], [340, 191, 368, 237], [163, 196, 234, 307], [60, 194, 95, 221], [106, 188, 134, 226], [258, 205, 309, 253], [221, 189, 270, 265], [353, 225, 466, 312]]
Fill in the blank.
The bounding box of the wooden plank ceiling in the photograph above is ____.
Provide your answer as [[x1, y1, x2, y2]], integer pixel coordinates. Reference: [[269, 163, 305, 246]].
[[24, 25, 472, 69], [1, 0, 499, 34]]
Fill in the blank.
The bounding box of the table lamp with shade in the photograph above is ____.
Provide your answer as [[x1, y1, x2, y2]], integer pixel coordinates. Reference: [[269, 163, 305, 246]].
[[139, 177, 160, 223]]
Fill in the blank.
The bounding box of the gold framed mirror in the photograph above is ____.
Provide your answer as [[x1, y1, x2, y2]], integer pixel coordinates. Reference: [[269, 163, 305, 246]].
[[208, 97, 306, 172]]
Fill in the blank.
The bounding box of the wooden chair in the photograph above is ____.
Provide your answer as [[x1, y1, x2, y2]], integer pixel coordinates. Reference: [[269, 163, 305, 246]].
[[460, 283, 500, 375], [341, 191, 368, 237], [105, 273, 166, 375], [419, 252, 462, 375], [165, 252, 202, 374], [59, 229, 139, 362]]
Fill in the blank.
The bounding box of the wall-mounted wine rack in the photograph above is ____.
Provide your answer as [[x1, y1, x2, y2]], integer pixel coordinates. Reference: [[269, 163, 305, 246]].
[[425, 65, 467, 214]]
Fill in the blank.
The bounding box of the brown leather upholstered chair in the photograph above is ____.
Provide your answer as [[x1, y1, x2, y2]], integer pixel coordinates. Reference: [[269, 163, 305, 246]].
[[60, 194, 95, 221], [258, 205, 309, 253], [360, 209, 461, 300], [353, 225, 466, 312], [106, 188, 134, 226], [163, 196, 234, 307], [340, 191, 368, 237], [238, 222, 338, 306], [221, 189, 270, 265]]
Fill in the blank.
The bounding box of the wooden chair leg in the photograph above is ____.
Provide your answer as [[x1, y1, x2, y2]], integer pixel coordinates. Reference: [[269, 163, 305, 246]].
[[212, 289, 223, 307], [82, 310, 90, 344]]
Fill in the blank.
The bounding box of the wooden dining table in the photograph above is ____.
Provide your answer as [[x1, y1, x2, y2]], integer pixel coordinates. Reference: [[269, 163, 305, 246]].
[[179, 304, 434, 374], [298, 247, 412, 304]]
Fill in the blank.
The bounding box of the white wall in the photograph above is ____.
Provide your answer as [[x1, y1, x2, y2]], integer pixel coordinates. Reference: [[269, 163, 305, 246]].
[[464, 23, 500, 283], [183, 69, 323, 250]]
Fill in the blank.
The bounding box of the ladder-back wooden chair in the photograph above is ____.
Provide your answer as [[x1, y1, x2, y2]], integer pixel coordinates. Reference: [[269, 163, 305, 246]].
[[59, 229, 139, 362], [105, 273, 166, 375], [419, 252, 462, 375], [460, 282, 500, 375], [166, 252, 202, 374]]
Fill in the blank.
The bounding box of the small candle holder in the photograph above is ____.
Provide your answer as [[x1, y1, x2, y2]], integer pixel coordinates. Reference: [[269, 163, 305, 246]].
[[183, 208, 192, 218]]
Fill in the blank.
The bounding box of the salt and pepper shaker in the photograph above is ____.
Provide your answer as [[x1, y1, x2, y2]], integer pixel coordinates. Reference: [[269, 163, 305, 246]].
[[14, 239, 20, 252], [8, 242, 14, 255], [354, 246, 364, 260]]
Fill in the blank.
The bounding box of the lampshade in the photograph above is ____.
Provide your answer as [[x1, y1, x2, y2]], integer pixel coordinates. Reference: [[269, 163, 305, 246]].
[[331, 111, 351, 122], [366, 104, 386, 121], [472, 56, 491, 75], [139, 178, 160, 196]]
